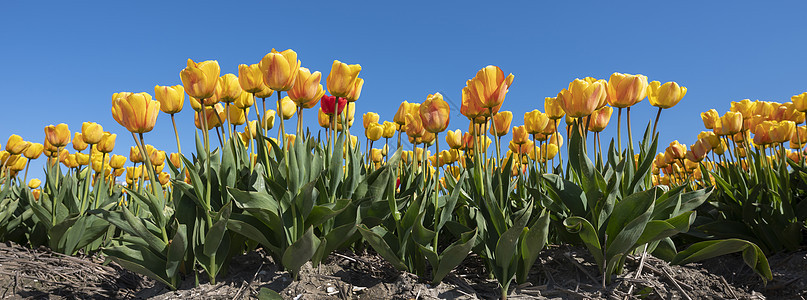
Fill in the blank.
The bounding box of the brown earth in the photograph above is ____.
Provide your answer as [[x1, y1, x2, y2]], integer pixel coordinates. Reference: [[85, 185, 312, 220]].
[[0, 242, 803, 299]]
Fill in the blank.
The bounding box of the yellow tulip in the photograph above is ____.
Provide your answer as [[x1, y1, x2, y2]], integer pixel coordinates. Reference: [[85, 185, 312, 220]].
[[81, 122, 104, 144], [259, 49, 300, 92], [544, 97, 565, 120], [419, 93, 451, 133], [587, 106, 613, 133], [28, 178, 41, 189], [44, 123, 71, 148], [263, 109, 276, 130], [215, 74, 243, 103], [6, 134, 29, 155], [700, 109, 719, 130], [194, 104, 225, 130], [345, 78, 364, 102], [285, 134, 296, 145], [238, 63, 265, 94], [23, 143, 43, 159], [405, 112, 425, 139], [665, 140, 686, 160], [730, 99, 757, 118], [317, 108, 330, 129], [8, 155, 26, 171], [366, 123, 383, 141], [716, 111, 743, 136], [558, 78, 608, 118], [277, 96, 296, 120], [227, 105, 248, 125], [96, 133, 116, 153], [791, 92, 807, 113], [326, 60, 362, 98], [180, 59, 220, 102], [606, 72, 648, 108], [288, 67, 325, 109], [770, 120, 796, 144], [154, 85, 185, 114], [73, 133, 88, 151], [244, 121, 259, 139], [490, 111, 513, 137], [111, 92, 160, 133], [149, 150, 166, 166], [685, 140, 709, 162], [234, 92, 254, 109], [460, 85, 486, 120], [697, 131, 720, 149], [382, 121, 397, 139], [524, 110, 549, 135], [169, 153, 181, 169], [647, 81, 686, 109], [363, 112, 380, 129], [75, 152, 89, 166], [465, 65, 514, 109], [446, 129, 462, 149], [110, 154, 126, 169], [394, 101, 410, 126]]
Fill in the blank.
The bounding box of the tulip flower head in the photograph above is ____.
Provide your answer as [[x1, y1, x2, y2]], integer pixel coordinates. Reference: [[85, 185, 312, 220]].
[[260, 49, 300, 92], [217, 74, 243, 103], [490, 111, 513, 137], [180, 59, 220, 102], [791, 92, 807, 113], [72, 133, 88, 151], [320, 95, 347, 116], [288, 67, 326, 109], [382, 121, 397, 139], [111, 92, 160, 133], [237, 63, 265, 94], [558, 78, 608, 118], [326, 60, 362, 98], [588, 106, 613, 133], [701, 109, 719, 130], [23, 143, 43, 159], [648, 81, 687, 109], [154, 85, 185, 114], [6, 134, 30, 155], [81, 122, 104, 144], [419, 93, 451, 133], [363, 112, 380, 129], [606, 73, 648, 108], [465, 65, 514, 110], [44, 123, 71, 148]]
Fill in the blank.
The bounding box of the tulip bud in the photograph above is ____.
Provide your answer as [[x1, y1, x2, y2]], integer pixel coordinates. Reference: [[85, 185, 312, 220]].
[[194, 104, 226, 130], [446, 129, 462, 149], [44, 124, 71, 148], [260, 49, 300, 92], [95, 133, 115, 153], [154, 85, 185, 114], [263, 109, 276, 130], [320, 95, 347, 116], [75, 152, 89, 166], [317, 108, 330, 128], [276, 96, 296, 120], [6, 134, 30, 155]]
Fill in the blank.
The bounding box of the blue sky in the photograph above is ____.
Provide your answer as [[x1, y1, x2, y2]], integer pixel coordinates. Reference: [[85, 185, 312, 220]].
[[2, 1, 806, 179]]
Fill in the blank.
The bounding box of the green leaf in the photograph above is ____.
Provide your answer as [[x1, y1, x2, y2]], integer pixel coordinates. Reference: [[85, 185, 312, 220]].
[[671, 239, 772, 282], [166, 223, 187, 277], [357, 224, 407, 271], [564, 216, 603, 268], [257, 288, 283, 300], [605, 188, 655, 258], [204, 202, 232, 256], [104, 244, 173, 289], [432, 228, 477, 284], [281, 226, 321, 276], [517, 210, 550, 283]]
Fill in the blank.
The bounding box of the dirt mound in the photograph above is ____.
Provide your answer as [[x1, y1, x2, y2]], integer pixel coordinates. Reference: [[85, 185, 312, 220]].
[[0, 242, 804, 299]]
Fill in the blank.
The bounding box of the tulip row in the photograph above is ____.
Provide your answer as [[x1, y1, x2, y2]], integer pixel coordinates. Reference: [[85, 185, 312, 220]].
[[0, 49, 787, 299]]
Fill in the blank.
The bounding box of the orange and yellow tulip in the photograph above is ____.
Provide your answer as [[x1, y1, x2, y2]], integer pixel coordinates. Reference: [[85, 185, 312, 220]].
[[420, 93, 451, 133], [180, 59, 220, 102], [111, 92, 160, 133], [44, 123, 71, 147], [647, 81, 686, 109], [558, 78, 608, 118], [606, 72, 648, 108], [326, 60, 362, 98], [154, 85, 185, 114], [288, 67, 326, 109], [260, 49, 300, 92]]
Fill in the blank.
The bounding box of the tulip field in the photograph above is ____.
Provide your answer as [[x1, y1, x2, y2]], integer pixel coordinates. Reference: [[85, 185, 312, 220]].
[[2, 49, 807, 299]]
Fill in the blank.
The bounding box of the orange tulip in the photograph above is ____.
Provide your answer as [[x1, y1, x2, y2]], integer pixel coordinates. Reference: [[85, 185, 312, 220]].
[[606, 72, 648, 108], [111, 92, 160, 133], [180, 59, 220, 102], [465, 65, 514, 110], [288, 67, 326, 109], [419, 93, 451, 133], [460, 85, 485, 120], [587, 106, 613, 133], [512, 126, 529, 144]]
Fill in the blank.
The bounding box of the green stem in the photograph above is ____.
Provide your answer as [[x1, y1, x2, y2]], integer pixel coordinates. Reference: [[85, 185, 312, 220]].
[[433, 132, 440, 250], [617, 108, 623, 156], [277, 92, 286, 149], [652, 107, 662, 136], [94, 153, 106, 209], [627, 107, 634, 158], [200, 105, 216, 284]]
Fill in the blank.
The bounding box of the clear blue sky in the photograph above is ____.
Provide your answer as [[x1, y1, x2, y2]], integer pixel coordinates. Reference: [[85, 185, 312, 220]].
[[2, 1, 806, 180]]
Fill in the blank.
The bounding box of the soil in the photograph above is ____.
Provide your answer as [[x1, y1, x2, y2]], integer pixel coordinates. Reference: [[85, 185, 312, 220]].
[[0, 242, 804, 299]]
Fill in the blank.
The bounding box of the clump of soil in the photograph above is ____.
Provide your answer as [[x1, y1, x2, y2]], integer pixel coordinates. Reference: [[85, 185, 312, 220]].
[[0, 241, 804, 299]]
